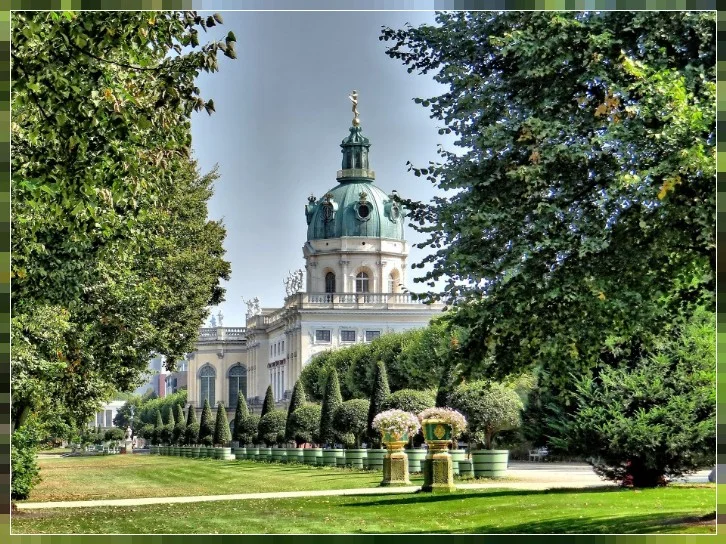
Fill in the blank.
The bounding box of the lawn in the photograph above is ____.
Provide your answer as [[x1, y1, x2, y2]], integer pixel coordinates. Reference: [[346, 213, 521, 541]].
[[25, 454, 398, 501], [13, 486, 715, 534]]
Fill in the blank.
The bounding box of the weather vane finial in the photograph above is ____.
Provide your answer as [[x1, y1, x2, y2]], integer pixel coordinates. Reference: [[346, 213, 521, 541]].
[[349, 90, 360, 126]]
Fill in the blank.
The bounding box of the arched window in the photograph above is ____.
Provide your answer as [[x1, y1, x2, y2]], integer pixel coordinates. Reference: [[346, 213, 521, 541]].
[[388, 271, 400, 293], [199, 365, 216, 406], [228, 365, 247, 408], [356, 272, 369, 293], [325, 272, 336, 293]]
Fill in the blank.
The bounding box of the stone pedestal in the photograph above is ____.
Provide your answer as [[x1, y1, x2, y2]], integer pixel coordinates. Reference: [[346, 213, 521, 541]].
[[380, 449, 410, 486], [123, 439, 133, 454], [422, 441, 455, 493]]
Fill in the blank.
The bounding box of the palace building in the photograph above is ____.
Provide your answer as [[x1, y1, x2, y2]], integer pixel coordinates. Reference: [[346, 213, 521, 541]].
[[186, 103, 444, 416]]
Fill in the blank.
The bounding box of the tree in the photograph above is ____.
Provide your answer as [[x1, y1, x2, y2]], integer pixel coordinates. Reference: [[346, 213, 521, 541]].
[[319, 369, 343, 446], [366, 361, 391, 446], [260, 385, 275, 418], [112, 395, 142, 430], [381, 12, 715, 396], [236, 414, 260, 446], [435, 361, 458, 408], [232, 395, 249, 442], [258, 410, 287, 447], [104, 428, 125, 442], [173, 403, 186, 445], [451, 381, 524, 450], [334, 399, 370, 448], [152, 410, 164, 446], [198, 398, 214, 446], [184, 405, 198, 445], [382, 389, 436, 414], [551, 307, 715, 487], [285, 381, 307, 442], [213, 402, 231, 446], [288, 404, 322, 447]]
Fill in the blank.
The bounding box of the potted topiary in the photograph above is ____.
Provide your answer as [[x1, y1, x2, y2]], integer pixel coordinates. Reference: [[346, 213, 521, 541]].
[[334, 399, 370, 469], [418, 407, 468, 475], [382, 389, 435, 473], [288, 404, 322, 466], [258, 410, 286, 462], [451, 381, 523, 478]]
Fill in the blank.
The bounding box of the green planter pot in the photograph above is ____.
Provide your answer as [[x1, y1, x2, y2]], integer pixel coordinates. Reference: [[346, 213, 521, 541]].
[[234, 447, 247, 460], [458, 459, 474, 479], [286, 448, 304, 464], [303, 447, 323, 466], [191, 446, 201, 458], [336, 455, 347, 468], [258, 447, 271, 462], [472, 450, 509, 478], [366, 449, 386, 471], [171, 446, 178, 456], [149, 445, 157, 455], [202, 447, 211, 458], [422, 420, 452, 442], [216, 447, 235, 461], [345, 449, 367, 470], [246, 446, 259, 460], [322, 448, 345, 466], [270, 448, 287, 463], [405, 448, 426, 473], [449, 449, 466, 476], [382, 432, 409, 451]]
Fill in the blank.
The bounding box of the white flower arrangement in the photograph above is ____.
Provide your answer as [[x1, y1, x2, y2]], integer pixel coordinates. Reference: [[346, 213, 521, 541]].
[[372, 409, 421, 438], [418, 407, 468, 439]]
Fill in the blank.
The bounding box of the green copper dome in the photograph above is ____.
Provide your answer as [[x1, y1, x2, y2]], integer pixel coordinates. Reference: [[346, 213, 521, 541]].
[[305, 125, 404, 241]]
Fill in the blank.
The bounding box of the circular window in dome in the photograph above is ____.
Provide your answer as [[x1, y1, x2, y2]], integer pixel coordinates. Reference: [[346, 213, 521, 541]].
[[355, 202, 372, 222]]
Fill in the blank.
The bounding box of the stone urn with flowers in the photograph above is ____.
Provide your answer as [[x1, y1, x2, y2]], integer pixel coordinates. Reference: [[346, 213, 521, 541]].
[[372, 409, 420, 486], [418, 407, 468, 492]]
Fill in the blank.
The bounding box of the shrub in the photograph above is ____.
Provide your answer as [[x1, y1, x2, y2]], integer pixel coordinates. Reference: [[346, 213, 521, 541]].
[[232, 395, 249, 442], [372, 409, 421, 438], [140, 423, 154, 441], [185, 422, 200, 445], [236, 414, 260, 446], [285, 380, 306, 442], [173, 404, 186, 445], [288, 404, 321, 446], [213, 402, 231, 446], [260, 385, 275, 418], [258, 410, 287, 446], [319, 369, 343, 446], [553, 307, 715, 487], [11, 420, 42, 500], [366, 361, 390, 446], [104, 427, 125, 442], [198, 398, 214, 445], [382, 388, 436, 413], [451, 381, 523, 450], [334, 399, 370, 448], [152, 410, 164, 445]]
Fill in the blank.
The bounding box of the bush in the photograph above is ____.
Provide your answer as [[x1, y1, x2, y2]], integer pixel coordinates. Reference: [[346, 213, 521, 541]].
[[140, 423, 154, 441], [334, 399, 370, 448], [198, 398, 214, 444], [285, 380, 306, 442], [173, 404, 186, 445], [152, 409, 164, 445], [382, 388, 436, 413], [213, 402, 231, 446], [288, 404, 321, 446], [11, 421, 42, 500], [319, 369, 343, 446], [236, 414, 260, 446], [160, 423, 174, 445], [258, 410, 287, 446], [185, 422, 200, 445], [104, 428, 125, 442], [553, 307, 715, 487], [366, 361, 390, 446], [260, 385, 275, 418], [451, 381, 523, 450], [232, 395, 249, 442]]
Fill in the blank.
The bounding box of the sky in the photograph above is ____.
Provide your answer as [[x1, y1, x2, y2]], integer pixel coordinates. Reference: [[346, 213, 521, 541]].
[[190, 11, 455, 327]]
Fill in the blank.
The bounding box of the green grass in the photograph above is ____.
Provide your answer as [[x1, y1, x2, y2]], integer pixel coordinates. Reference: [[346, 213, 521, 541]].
[[13, 486, 715, 534], [25, 454, 400, 502]]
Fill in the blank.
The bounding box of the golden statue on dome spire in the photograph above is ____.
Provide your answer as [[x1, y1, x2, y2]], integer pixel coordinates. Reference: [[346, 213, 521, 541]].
[[349, 90, 360, 126]]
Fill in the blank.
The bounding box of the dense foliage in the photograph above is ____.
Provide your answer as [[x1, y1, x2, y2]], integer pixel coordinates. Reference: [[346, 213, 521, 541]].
[[382, 389, 436, 414], [366, 361, 391, 446], [213, 402, 231, 446], [319, 369, 343, 446], [11, 417, 42, 500], [334, 399, 370, 448], [451, 381, 524, 449], [235, 414, 260, 446], [198, 399, 214, 446], [184, 405, 198, 445], [285, 381, 307, 442], [173, 404, 186, 445], [260, 385, 275, 418], [288, 404, 322, 447], [551, 307, 715, 487], [232, 395, 249, 441], [11, 10, 234, 496], [381, 12, 715, 398], [258, 410, 287, 447]]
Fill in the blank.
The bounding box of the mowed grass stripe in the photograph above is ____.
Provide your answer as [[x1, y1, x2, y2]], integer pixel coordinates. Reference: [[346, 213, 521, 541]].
[[12, 486, 716, 534]]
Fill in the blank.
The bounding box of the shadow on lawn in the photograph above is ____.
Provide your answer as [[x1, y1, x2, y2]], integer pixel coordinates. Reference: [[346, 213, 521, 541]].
[[389, 512, 716, 535]]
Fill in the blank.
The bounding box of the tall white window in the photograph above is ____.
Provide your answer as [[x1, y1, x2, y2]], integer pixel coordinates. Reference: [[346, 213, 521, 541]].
[[356, 272, 369, 293], [199, 365, 216, 406], [228, 365, 247, 408]]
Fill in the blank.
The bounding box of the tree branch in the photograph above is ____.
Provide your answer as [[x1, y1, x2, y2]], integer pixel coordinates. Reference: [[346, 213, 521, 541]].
[[69, 40, 161, 72]]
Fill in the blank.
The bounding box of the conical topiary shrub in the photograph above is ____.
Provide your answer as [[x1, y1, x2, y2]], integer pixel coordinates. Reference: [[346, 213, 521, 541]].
[[319, 369, 342, 447], [185, 405, 198, 445], [285, 380, 306, 442], [261, 385, 275, 418], [233, 395, 249, 443], [173, 403, 186, 445], [367, 361, 390, 446], [213, 402, 231, 446], [153, 409, 164, 446], [199, 398, 214, 446]]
